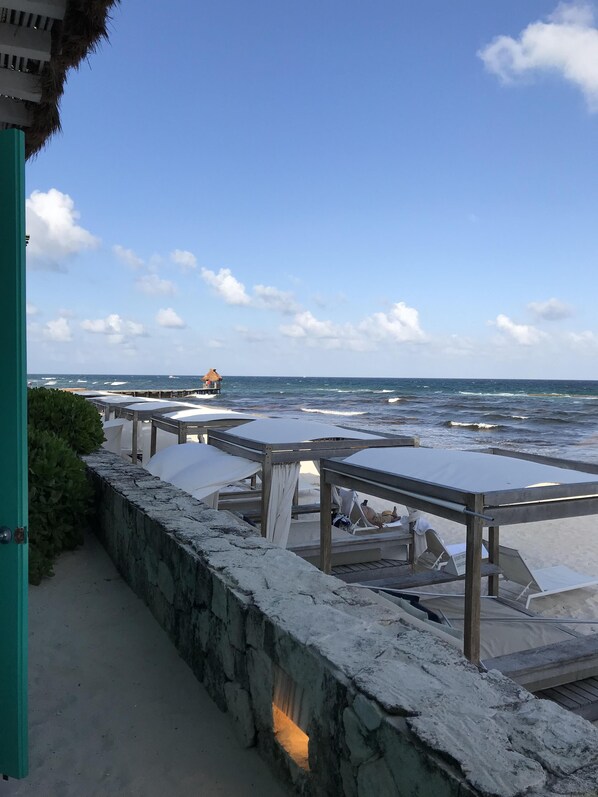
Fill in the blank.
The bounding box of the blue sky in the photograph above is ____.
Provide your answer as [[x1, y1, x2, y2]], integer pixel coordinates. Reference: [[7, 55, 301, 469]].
[[25, 1, 598, 378]]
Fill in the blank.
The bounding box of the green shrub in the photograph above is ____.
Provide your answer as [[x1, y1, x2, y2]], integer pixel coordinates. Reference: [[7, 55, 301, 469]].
[[28, 425, 93, 585], [28, 387, 104, 455]]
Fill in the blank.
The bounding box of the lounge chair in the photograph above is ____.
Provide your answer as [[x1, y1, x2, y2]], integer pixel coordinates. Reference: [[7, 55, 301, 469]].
[[416, 529, 487, 576], [498, 544, 598, 609], [333, 488, 401, 532]]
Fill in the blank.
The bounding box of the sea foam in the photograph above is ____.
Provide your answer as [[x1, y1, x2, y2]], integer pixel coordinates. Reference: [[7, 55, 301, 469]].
[[301, 408, 366, 416]]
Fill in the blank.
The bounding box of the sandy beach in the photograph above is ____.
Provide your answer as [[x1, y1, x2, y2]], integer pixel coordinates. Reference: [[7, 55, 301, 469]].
[[5, 533, 288, 797]]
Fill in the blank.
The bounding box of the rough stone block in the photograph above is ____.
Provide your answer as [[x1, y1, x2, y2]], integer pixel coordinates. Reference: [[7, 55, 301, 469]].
[[227, 592, 248, 651], [246, 648, 274, 731], [340, 760, 358, 797], [353, 693, 383, 732], [157, 560, 175, 604], [379, 718, 462, 797], [343, 707, 376, 766], [144, 547, 158, 585], [197, 608, 211, 652], [357, 757, 398, 797], [211, 576, 228, 622], [246, 606, 265, 650], [224, 682, 256, 748]]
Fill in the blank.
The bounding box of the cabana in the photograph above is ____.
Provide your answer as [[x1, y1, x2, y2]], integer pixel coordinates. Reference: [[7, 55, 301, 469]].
[[88, 394, 156, 420], [208, 418, 418, 548], [112, 400, 199, 463], [318, 447, 598, 666], [149, 408, 256, 455]]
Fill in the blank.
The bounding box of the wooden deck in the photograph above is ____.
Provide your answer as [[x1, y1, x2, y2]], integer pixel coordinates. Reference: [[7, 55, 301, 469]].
[[536, 677, 598, 722], [339, 561, 501, 589]]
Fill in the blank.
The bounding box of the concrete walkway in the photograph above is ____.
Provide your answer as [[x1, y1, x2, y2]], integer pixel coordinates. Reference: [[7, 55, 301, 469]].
[[4, 533, 290, 797]]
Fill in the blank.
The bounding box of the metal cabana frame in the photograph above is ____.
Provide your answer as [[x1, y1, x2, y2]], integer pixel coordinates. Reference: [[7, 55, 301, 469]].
[[208, 423, 419, 540], [318, 447, 598, 666]]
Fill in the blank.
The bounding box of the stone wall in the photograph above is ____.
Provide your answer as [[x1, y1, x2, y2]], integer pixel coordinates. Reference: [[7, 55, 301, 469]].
[[84, 450, 598, 797]]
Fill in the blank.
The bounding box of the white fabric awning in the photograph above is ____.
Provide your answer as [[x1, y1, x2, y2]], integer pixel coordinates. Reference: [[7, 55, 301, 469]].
[[343, 448, 598, 493], [146, 442, 260, 501], [225, 418, 381, 444], [122, 400, 198, 412], [95, 395, 155, 405], [163, 409, 255, 422]]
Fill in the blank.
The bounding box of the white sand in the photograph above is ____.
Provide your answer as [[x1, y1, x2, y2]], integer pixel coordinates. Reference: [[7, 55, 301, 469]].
[[297, 461, 598, 632], [6, 533, 288, 797]]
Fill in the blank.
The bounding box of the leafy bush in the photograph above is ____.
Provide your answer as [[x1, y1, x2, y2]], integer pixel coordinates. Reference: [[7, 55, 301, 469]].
[[27, 387, 104, 455], [28, 425, 93, 585]]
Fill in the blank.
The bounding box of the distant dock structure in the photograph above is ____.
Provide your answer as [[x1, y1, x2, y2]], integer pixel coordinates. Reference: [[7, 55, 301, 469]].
[[93, 369, 223, 400], [202, 368, 222, 392]]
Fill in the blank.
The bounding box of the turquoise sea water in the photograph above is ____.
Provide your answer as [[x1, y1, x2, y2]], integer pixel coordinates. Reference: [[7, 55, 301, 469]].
[[27, 374, 598, 464]]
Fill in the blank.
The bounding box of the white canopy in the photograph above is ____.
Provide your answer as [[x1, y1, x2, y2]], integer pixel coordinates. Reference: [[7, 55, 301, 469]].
[[121, 400, 198, 412], [147, 442, 215, 479], [343, 447, 598, 493], [146, 442, 260, 506], [94, 395, 155, 405], [163, 408, 255, 422], [226, 418, 381, 444]]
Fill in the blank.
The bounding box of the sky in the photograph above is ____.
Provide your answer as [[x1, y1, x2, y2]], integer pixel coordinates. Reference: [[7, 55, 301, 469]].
[[25, 1, 598, 379]]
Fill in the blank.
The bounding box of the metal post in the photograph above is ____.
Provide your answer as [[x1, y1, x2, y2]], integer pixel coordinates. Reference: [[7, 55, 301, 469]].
[[0, 129, 29, 778], [463, 494, 483, 665], [320, 474, 332, 573], [487, 525, 500, 597]]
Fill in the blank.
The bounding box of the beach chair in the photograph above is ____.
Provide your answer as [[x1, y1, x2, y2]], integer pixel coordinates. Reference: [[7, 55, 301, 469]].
[[416, 530, 487, 576], [336, 489, 395, 534], [498, 544, 598, 609]]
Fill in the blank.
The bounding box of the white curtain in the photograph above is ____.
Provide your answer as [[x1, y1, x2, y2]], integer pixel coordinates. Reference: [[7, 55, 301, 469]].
[[266, 462, 301, 548]]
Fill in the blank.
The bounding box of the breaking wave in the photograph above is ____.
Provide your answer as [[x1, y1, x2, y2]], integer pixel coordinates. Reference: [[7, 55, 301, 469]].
[[301, 408, 366, 416], [446, 421, 500, 430]]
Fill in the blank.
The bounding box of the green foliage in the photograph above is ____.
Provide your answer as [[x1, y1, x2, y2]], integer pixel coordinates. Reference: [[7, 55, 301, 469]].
[[28, 425, 93, 585], [27, 387, 104, 455]]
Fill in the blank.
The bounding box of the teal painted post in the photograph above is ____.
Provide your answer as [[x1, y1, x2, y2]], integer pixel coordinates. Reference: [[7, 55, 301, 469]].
[[0, 129, 29, 778]]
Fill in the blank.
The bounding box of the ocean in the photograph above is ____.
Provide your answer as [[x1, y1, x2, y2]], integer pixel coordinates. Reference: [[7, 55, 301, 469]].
[[27, 374, 598, 465]]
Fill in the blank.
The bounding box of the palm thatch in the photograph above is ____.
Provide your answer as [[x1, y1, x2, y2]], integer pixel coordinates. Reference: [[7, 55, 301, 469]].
[[10, 0, 120, 159], [203, 369, 222, 383]]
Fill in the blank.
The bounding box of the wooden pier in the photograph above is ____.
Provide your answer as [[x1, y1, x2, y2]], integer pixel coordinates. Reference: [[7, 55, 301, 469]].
[[106, 387, 220, 399]]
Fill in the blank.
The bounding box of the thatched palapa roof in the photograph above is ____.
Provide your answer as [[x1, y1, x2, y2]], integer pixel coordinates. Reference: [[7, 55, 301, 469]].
[[203, 369, 222, 383], [0, 0, 119, 159]]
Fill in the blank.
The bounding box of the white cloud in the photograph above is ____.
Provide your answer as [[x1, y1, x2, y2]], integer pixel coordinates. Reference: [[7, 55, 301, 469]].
[[358, 302, 426, 343], [253, 285, 300, 314], [567, 330, 598, 349], [136, 273, 177, 295], [44, 317, 72, 342], [26, 303, 39, 316], [528, 297, 573, 320], [113, 245, 144, 269], [279, 302, 427, 351], [479, 2, 598, 111], [156, 308, 186, 328], [492, 314, 546, 345], [81, 314, 147, 342], [206, 338, 226, 348], [171, 249, 197, 271], [26, 189, 99, 270], [280, 310, 342, 340], [201, 267, 251, 305]]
